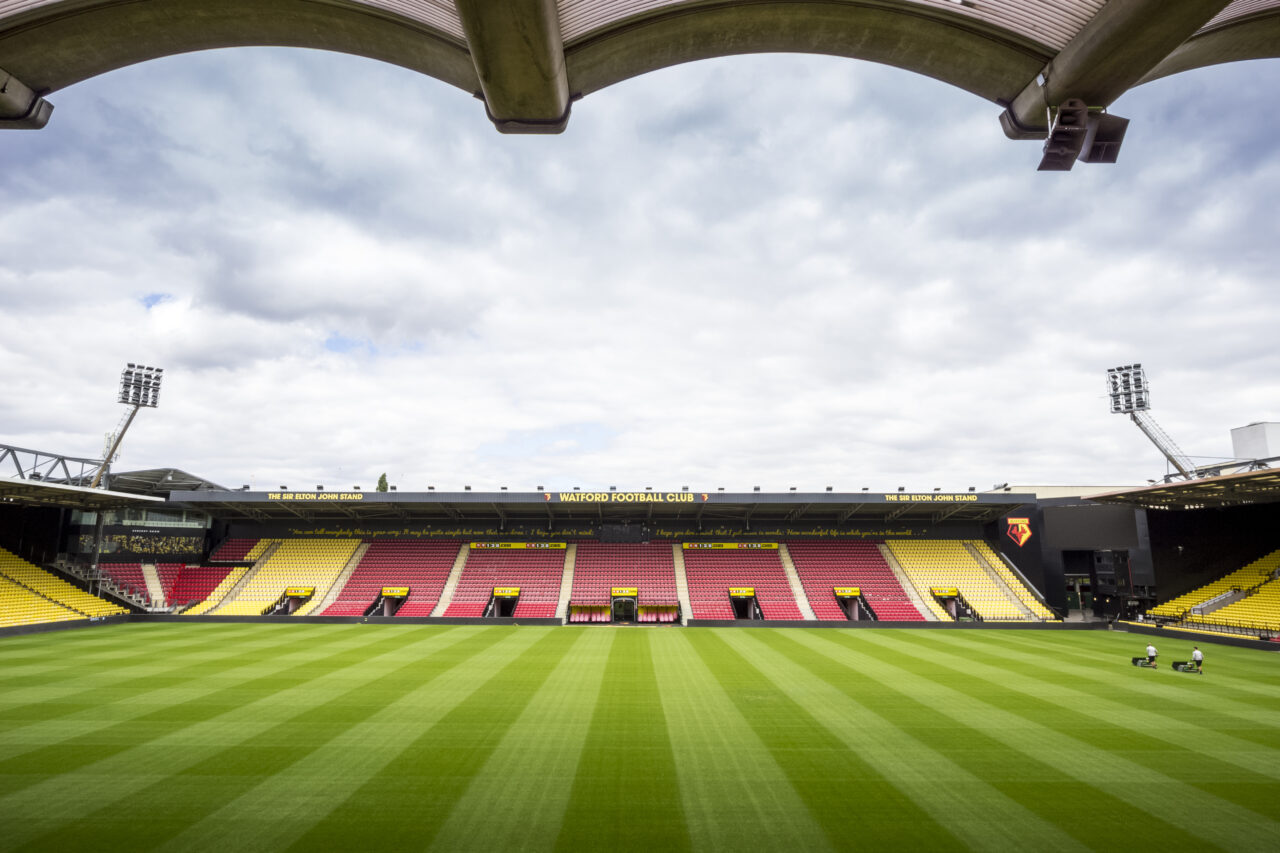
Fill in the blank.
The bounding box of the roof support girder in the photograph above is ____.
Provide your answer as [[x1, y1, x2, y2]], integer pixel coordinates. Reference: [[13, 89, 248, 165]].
[[456, 0, 570, 133], [0, 68, 52, 129], [1000, 0, 1232, 138]]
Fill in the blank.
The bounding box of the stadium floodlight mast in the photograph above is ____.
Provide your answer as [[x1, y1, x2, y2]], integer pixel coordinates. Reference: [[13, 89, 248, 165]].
[[1105, 364, 1196, 481], [90, 363, 164, 488]]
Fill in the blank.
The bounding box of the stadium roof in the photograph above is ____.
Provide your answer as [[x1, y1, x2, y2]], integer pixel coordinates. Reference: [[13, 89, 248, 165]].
[[171, 488, 1035, 525], [104, 468, 230, 497], [0, 476, 165, 511], [3, 1, 1278, 164], [1087, 467, 1280, 510]]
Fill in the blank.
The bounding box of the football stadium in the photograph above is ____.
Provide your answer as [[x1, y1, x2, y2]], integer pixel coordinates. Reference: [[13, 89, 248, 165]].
[[5, 1, 1280, 851]]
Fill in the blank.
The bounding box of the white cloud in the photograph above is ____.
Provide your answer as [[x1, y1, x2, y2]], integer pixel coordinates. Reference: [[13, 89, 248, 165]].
[[1, 50, 1278, 492]]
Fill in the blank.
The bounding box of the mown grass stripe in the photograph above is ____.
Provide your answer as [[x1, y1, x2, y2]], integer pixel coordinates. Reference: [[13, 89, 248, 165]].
[[17, 626, 508, 852], [716, 628, 1087, 853], [908, 630, 1280, 720], [0, 624, 384, 768], [554, 629, 692, 852], [428, 628, 615, 852], [650, 630, 832, 853], [694, 629, 970, 850], [759, 629, 1212, 850], [891, 630, 1280, 773], [264, 626, 580, 853], [0, 624, 353, 725], [0, 623, 304, 698], [817, 629, 1280, 850], [0, 625, 486, 849]]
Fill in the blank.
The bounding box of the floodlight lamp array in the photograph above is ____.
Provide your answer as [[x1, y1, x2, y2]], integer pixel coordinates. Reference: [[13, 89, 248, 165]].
[[118, 363, 164, 408], [1106, 364, 1148, 414]]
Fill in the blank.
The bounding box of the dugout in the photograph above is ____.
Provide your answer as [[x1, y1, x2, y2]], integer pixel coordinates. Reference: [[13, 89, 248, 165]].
[[834, 587, 876, 621], [728, 587, 762, 620], [366, 587, 409, 617], [265, 586, 313, 615], [485, 586, 520, 618]]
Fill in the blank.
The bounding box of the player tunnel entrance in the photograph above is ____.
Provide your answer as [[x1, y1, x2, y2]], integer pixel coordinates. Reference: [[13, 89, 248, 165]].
[[485, 587, 520, 618], [729, 587, 762, 620], [834, 587, 877, 621], [931, 587, 980, 621], [611, 587, 637, 622], [365, 587, 409, 617], [264, 586, 314, 615]]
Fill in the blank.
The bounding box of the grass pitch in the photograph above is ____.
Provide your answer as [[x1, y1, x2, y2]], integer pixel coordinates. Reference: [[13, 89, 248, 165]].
[[1, 624, 1277, 852]]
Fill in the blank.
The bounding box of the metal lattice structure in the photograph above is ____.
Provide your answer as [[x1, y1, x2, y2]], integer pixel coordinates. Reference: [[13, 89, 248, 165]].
[[1106, 364, 1198, 481], [4, 1, 1280, 168]]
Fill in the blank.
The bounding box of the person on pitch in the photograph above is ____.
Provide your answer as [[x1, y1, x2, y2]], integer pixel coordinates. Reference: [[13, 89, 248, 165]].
[[1192, 646, 1203, 673], [1146, 643, 1158, 668]]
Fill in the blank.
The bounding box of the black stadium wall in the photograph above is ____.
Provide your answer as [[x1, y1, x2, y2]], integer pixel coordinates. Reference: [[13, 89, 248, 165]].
[[0, 504, 65, 567], [1144, 503, 1280, 603]]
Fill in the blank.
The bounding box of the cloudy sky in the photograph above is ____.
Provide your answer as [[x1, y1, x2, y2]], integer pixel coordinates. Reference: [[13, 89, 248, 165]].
[[1, 46, 1277, 493]]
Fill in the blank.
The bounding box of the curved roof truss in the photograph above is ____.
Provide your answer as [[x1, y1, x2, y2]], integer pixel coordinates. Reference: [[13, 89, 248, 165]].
[[3, 0, 1279, 168]]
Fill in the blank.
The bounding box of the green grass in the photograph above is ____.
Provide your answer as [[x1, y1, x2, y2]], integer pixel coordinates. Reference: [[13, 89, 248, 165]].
[[1, 624, 1278, 852]]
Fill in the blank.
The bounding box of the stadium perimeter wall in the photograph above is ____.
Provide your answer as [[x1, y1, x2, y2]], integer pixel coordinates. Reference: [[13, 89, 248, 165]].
[[1120, 620, 1280, 653]]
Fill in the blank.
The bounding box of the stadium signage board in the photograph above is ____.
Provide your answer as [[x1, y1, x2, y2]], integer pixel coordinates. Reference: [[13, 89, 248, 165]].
[[381, 587, 410, 597], [493, 587, 521, 597], [728, 587, 756, 597], [267, 491, 365, 501], [682, 542, 778, 550], [471, 542, 566, 549], [884, 493, 979, 502], [284, 587, 314, 597], [931, 587, 960, 597], [833, 587, 861, 597], [549, 491, 702, 503], [611, 587, 638, 597]]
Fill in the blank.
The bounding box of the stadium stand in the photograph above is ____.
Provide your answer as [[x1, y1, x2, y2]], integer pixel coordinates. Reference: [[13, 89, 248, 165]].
[[97, 562, 150, 602], [442, 546, 564, 618], [681, 547, 803, 620], [320, 540, 460, 617], [786, 542, 925, 621], [0, 574, 82, 628], [0, 547, 128, 619], [160, 563, 238, 610], [1153, 550, 1280, 636], [969, 541, 1057, 620], [569, 542, 679, 607], [209, 539, 360, 616], [209, 538, 262, 561], [1148, 550, 1280, 620], [885, 540, 1040, 621]]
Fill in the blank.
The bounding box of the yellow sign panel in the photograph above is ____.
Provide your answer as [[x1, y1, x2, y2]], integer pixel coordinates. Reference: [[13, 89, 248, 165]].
[[472, 542, 566, 549], [493, 587, 521, 597], [833, 587, 861, 597], [682, 542, 778, 550], [284, 587, 314, 597], [555, 491, 697, 504], [728, 587, 756, 597], [381, 587, 410, 597], [611, 587, 639, 597], [931, 587, 960, 597]]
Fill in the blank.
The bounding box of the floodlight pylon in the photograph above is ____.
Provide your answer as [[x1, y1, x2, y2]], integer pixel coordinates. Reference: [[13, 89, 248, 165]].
[[1105, 364, 1196, 481], [91, 363, 163, 488]]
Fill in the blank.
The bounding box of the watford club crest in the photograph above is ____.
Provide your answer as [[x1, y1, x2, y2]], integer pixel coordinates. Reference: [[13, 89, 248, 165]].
[[1005, 517, 1033, 547]]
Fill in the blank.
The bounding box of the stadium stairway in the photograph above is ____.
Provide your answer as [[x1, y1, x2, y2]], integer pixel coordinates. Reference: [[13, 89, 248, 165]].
[[671, 544, 693, 625], [183, 541, 279, 615], [430, 544, 471, 617], [878, 544, 943, 621], [556, 543, 576, 621], [141, 563, 166, 606], [964, 544, 1036, 619], [776, 545, 818, 620], [306, 542, 370, 615], [967, 541, 1056, 620]]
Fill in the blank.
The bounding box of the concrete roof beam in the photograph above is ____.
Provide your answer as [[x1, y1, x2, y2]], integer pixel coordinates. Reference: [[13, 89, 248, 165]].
[[0, 67, 52, 129], [456, 0, 571, 133], [1001, 0, 1234, 138]]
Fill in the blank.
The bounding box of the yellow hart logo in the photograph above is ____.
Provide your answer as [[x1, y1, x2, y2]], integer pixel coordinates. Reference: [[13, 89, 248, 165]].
[[1005, 517, 1032, 547]]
